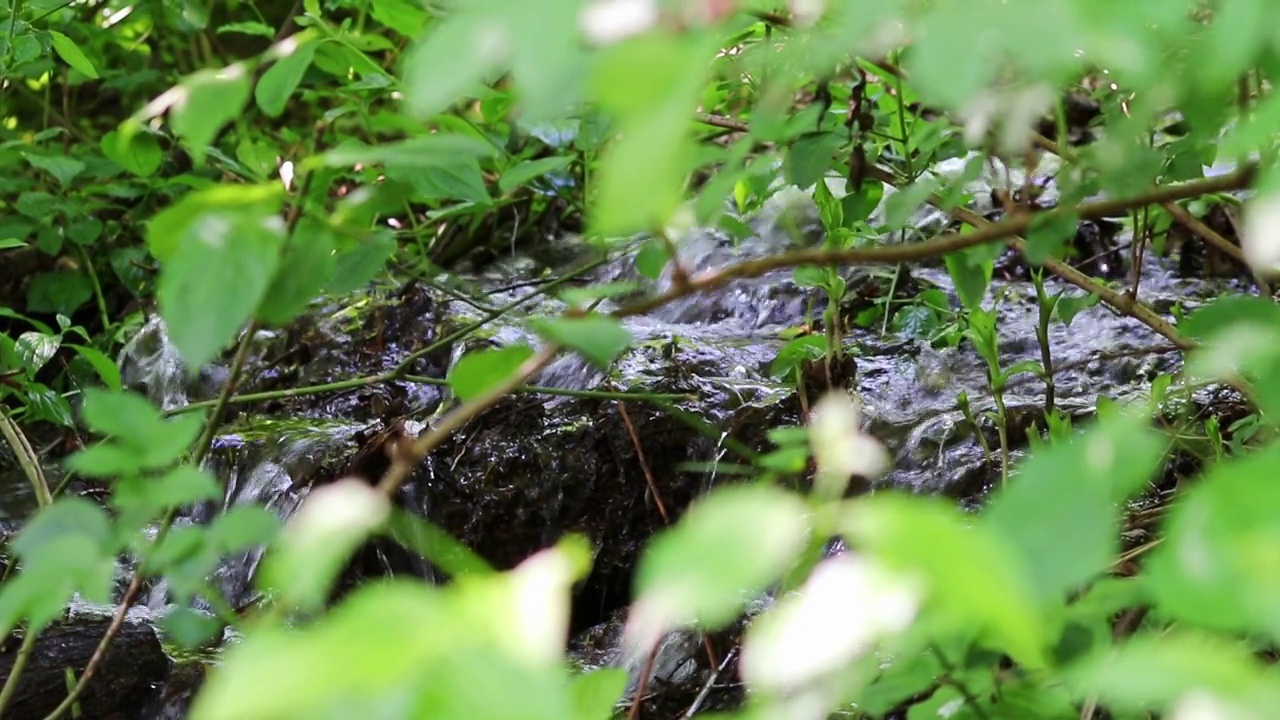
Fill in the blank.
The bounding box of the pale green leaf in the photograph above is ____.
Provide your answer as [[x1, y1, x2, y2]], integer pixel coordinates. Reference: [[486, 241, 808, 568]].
[[158, 204, 285, 370], [171, 65, 253, 164], [984, 412, 1163, 604], [448, 345, 534, 401], [256, 39, 320, 117], [529, 315, 631, 368], [48, 30, 99, 78], [631, 485, 809, 643]]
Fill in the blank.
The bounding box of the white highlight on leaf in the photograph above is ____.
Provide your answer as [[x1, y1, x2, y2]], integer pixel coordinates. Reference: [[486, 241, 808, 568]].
[[789, 0, 826, 26], [741, 554, 920, 694], [507, 546, 577, 666], [809, 392, 889, 496], [621, 588, 694, 662], [580, 0, 657, 46], [286, 477, 389, 549], [1243, 192, 1280, 274], [1170, 690, 1262, 720]]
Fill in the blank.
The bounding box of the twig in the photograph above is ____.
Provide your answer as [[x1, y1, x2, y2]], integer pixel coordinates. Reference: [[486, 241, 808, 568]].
[[627, 640, 663, 720], [616, 402, 672, 524], [613, 164, 1251, 326], [683, 646, 737, 718]]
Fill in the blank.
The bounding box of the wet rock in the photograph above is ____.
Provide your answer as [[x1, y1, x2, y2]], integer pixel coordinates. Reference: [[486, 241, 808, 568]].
[[0, 609, 167, 720]]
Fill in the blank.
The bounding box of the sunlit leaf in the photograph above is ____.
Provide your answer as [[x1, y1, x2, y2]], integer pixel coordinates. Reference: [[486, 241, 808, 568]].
[[448, 345, 535, 401]]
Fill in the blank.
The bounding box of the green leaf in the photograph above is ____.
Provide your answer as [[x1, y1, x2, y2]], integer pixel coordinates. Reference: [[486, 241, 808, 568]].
[[1055, 292, 1099, 327], [189, 582, 454, 720], [113, 465, 222, 517], [632, 485, 809, 638], [12, 497, 113, 564], [67, 344, 122, 391], [256, 39, 320, 117], [312, 136, 496, 169], [26, 270, 91, 316], [15, 191, 58, 219], [1064, 630, 1280, 714], [171, 66, 253, 164], [529, 315, 631, 368], [217, 21, 275, 37], [1146, 440, 1280, 641], [569, 669, 627, 720], [146, 184, 284, 263], [206, 505, 281, 554], [160, 225, 283, 370], [48, 30, 99, 78], [983, 412, 1163, 604], [102, 128, 163, 177], [498, 156, 573, 194], [944, 246, 994, 310], [813, 176, 843, 234], [383, 508, 493, 579], [842, 494, 1048, 668], [24, 152, 86, 187], [558, 281, 640, 308], [842, 182, 886, 226], [785, 132, 841, 189], [260, 480, 388, 611], [371, 0, 429, 36], [589, 34, 710, 235], [67, 216, 104, 245], [150, 189, 286, 370], [448, 345, 535, 401], [403, 15, 497, 120], [162, 605, 225, 649], [882, 178, 939, 229], [634, 239, 669, 281], [15, 331, 60, 374], [258, 218, 337, 326], [1024, 211, 1079, 264], [324, 231, 397, 295], [393, 157, 490, 204]]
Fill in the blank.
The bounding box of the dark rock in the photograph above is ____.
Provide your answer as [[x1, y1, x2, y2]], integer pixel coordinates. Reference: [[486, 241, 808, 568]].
[[0, 612, 168, 720]]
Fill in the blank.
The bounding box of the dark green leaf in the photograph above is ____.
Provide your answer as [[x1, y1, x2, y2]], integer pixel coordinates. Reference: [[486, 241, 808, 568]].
[[945, 247, 993, 311], [324, 231, 397, 295], [1024, 211, 1079, 264], [498, 156, 573, 194], [101, 128, 163, 177], [26, 270, 91, 316], [785, 132, 841, 189], [12, 497, 113, 564], [48, 30, 99, 78], [24, 152, 86, 186], [258, 218, 337, 326]]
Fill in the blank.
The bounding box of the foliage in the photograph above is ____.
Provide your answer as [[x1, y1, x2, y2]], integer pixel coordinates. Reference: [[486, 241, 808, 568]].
[[5, 1, 1280, 719]]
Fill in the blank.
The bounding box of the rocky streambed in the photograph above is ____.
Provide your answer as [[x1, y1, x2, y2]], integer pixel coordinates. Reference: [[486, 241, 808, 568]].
[[0, 164, 1255, 718]]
